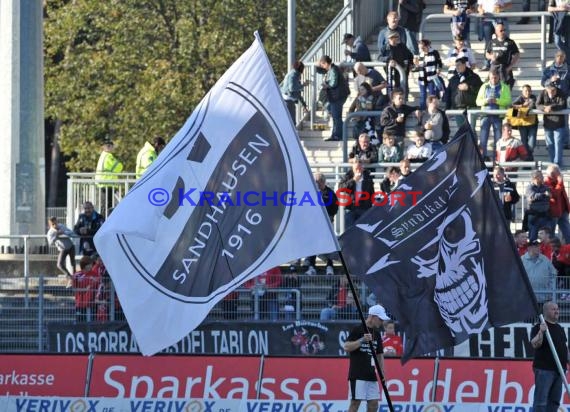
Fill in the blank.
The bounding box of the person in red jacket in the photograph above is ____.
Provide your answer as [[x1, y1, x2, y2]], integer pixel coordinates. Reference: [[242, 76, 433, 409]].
[[514, 229, 529, 256], [72, 256, 100, 322], [495, 123, 528, 167], [382, 320, 403, 356], [544, 164, 570, 243], [244, 267, 282, 320]]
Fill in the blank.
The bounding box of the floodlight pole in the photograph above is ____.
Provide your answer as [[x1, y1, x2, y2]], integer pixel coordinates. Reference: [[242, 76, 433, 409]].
[[287, 0, 296, 70]]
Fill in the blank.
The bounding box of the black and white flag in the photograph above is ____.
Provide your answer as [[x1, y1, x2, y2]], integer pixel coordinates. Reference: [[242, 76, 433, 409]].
[[340, 124, 538, 361], [94, 35, 338, 355]]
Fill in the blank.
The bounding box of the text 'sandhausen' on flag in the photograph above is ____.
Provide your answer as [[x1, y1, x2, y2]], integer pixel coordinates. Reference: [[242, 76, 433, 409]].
[[94, 34, 339, 356], [340, 124, 538, 361]]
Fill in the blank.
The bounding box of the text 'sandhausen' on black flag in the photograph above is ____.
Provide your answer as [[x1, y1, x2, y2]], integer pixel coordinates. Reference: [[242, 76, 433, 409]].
[[339, 123, 538, 362]]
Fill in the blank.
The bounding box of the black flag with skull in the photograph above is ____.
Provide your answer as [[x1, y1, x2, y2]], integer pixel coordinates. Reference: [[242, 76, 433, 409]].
[[339, 123, 538, 362]]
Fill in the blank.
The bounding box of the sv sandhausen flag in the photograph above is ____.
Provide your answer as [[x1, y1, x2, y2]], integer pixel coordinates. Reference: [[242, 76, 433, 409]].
[[340, 124, 537, 361], [94, 34, 338, 355]]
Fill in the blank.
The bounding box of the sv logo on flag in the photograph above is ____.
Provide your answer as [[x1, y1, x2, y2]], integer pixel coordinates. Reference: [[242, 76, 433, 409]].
[[118, 83, 293, 302]]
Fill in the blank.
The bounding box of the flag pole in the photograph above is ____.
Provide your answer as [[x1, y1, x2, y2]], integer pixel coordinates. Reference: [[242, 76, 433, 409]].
[[339, 250, 395, 412], [539, 314, 570, 398]]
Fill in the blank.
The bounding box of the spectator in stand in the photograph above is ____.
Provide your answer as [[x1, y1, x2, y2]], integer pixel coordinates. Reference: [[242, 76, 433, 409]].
[[348, 82, 377, 141], [377, 11, 414, 65], [444, 34, 477, 79], [541, 50, 570, 149], [444, 0, 478, 42], [406, 129, 433, 162], [343, 33, 371, 63], [414, 39, 444, 110], [538, 227, 554, 258], [446, 57, 483, 125], [549, 237, 570, 296], [73, 201, 105, 257], [135, 136, 165, 178], [398, 1, 424, 55], [514, 229, 529, 256], [245, 267, 282, 321], [380, 88, 420, 146], [282, 265, 301, 320], [541, 51, 570, 98], [319, 55, 350, 142], [337, 291, 359, 321], [519, 0, 548, 24], [400, 158, 412, 178], [92, 254, 123, 322], [478, 0, 512, 72], [280, 61, 309, 124], [305, 173, 339, 276], [522, 240, 557, 303], [378, 32, 414, 99], [420, 95, 450, 152], [537, 84, 567, 167], [380, 166, 402, 196], [95, 140, 124, 215], [320, 276, 352, 321], [349, 133, 379, 168], [339, 161, 375, 228], [512, 85, 539, 159], [526, 170, 552, 241], [547, 1, 570, 58], [485, 23, 520, 90], [72, 256, 99, 322], [492, 165, 520, 225], [476, 69, 512, 160], [496, 123, 528, 165], [46, 216, 76, 288], [378, 132, 403, 163], [353, 62, 389, 110], [544, 164, 570, 242], [382, 320, 403, 357]]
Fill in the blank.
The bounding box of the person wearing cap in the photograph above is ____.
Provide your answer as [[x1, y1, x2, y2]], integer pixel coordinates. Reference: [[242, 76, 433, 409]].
[[444, 34, 477, 79], [344, 304, 389, 412], [343, 33, 371, 63], [521, 239, 557, 303], [530, 301, 568, 412], [136, 136, 166, 178]]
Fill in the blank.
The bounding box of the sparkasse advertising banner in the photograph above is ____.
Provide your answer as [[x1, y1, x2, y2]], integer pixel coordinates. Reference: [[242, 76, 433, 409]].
[[2, 354, 568, 406]]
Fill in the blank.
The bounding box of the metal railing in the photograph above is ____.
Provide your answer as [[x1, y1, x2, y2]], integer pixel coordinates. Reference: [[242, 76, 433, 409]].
[[419, 12, 553, 70]]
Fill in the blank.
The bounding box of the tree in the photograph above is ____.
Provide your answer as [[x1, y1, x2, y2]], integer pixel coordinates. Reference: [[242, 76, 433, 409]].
[[44, 0, 341, 175]]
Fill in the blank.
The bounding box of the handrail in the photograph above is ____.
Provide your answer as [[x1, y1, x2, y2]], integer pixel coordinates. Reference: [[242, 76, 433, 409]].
[[419, 12, 553, 70]]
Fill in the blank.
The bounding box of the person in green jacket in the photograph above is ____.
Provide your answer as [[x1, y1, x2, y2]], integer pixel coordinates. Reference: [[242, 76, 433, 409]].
[[95, 140, 124, 215], [475, 69, 512, 160], [136, 136, 166, 178]]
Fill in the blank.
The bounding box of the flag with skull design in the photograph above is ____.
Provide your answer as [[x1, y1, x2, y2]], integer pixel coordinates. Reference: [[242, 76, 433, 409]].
[[339, 123, 538, 362]]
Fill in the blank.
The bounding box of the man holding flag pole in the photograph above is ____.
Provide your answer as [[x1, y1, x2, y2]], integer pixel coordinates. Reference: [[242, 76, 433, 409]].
[[531, 301, 570, 411]]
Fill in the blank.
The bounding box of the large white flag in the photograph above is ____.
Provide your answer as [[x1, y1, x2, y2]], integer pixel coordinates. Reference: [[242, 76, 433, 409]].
[[94, 34, 339, 355]]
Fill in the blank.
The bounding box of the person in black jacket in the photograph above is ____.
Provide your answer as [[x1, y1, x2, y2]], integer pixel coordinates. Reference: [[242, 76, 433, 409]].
[[378, 32, 414, 99], [73, 201, 105, 256], [537, 84, 567, 168], [339, 161, 374, 228], [492, 165, 520, 225], [445, 57, 483, 125], [379, 88, 420, 146]]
